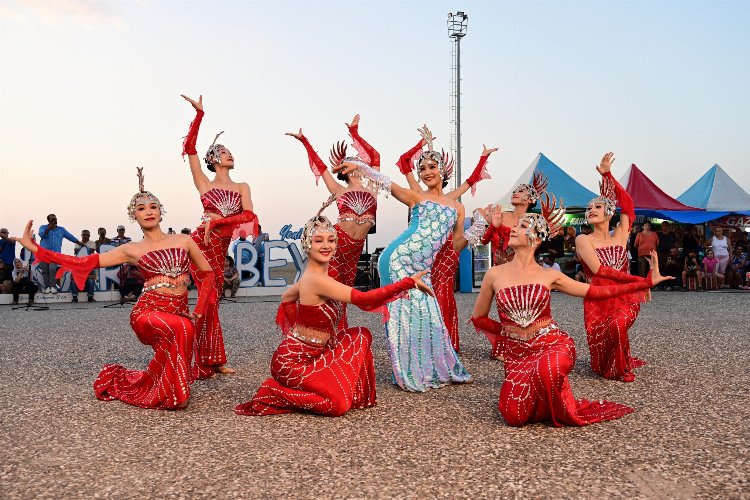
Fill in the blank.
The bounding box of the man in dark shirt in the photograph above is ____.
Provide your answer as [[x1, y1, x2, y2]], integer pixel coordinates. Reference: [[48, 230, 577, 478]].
[[0, 228, 16, 266]]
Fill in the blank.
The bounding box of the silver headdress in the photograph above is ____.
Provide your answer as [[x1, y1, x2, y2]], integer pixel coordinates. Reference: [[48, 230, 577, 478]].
[[301, 195, 338, 255], [512, 171, 548, 204], [127, 167, 166, 222], [204, 131, 228, 170], [331, 141, 391, 195], [586, 175, 617, 221], [519, 193, 565, 245]]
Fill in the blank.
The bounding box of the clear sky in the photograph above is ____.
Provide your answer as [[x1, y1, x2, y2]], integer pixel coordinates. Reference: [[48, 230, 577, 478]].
[[1, 0, 748, 251]]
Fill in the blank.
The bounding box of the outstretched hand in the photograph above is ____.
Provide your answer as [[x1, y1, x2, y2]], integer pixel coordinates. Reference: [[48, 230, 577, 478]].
[[482, 144, 499, 156], [647, 249, 674, 285], [346, 114, 360, 128], [333, 160, 361, 177], [417, 124, 436, 147], [596, 151, 615, 175], [285, 128, 304, 141], [409, 269, 435, 297], [10, 220, 38, 252], [181, 94, 203, 112]]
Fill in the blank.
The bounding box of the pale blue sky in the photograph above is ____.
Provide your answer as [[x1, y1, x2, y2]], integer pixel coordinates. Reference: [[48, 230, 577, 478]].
[[1, 0, 748, 250]]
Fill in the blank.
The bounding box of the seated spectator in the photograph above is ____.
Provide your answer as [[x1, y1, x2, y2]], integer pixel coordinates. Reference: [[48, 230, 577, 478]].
[[11, 258, 37, 305], [663, 247, 684, 289], [702, 249, 723, 288], [118, 264, 144, 304], [572, 254, 587, 283], [542, 254, 561, 272], [682, 251, 703, 291], [111, 225, 132, 247], [71, 229, 97, 302], [0, 259, 13, 294], [223, 255, 240, 298], [726, 245, 748, 289], [180, 228, 191, 235], [95, 227, 112, 253]]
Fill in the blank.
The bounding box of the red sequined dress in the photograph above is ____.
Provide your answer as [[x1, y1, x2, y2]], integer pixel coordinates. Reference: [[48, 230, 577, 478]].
[[191, 187, 258, 379], [472, 283, 634, 426], [431, 233, 461, 350], [582, 245, 647, 382], [94, 248, 195, 409], [235, 303, 375, 416]]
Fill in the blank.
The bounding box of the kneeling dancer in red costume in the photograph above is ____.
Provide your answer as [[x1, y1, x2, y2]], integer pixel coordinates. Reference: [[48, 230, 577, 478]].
[[11, 169, 215, 410], [235, 197, 433, 417], [471, 194, 672, 426]]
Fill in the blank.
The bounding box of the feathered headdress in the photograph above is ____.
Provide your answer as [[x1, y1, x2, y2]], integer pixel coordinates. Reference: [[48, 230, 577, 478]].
[[301, 194, 338, 255], [204, 131, 228, 172], [513, 170, 548, 204], [126, 167, 166, 222], [586, 175, 617, 220], [520, 193, 565, 245]]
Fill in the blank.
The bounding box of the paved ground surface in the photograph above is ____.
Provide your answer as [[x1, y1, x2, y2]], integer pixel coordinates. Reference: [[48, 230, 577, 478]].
[[1, 290, 749, 499]]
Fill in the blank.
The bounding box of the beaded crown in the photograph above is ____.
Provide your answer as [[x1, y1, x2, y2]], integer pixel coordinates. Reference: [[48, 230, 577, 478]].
[[127, 167, 166, 222], [301, 195, 338, 255], [586, 175, 617, 220]]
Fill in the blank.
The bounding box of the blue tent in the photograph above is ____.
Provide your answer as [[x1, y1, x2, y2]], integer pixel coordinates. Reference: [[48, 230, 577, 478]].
[[677, 164, 750, 212], [495, 153, 597, 211]]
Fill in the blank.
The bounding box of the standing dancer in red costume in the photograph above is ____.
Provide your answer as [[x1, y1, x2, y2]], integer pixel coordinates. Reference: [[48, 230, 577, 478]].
[[398, 125, 498, 351], [235, 198, 432, 416], [181, 95, 260, 379], [576, 152, 645, 382], [285, 114, 384, 329], [470, 194, 672, 426], [11, 169, 215, 410]]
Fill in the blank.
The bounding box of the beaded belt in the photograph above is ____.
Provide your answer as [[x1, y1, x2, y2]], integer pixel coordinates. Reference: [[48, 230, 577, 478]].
[[338, 214, 375, 225], [142, 274, 190, 293], [290, 326, 331, 346], [503, 319, 558, 341]]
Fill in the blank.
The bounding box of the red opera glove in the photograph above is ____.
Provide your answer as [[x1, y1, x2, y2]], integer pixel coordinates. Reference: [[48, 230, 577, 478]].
[[193, 270, 217, 318], [34, 246, 100, 291], [481, 224, 511, 251], [348, 123, 381, 169], [603, 171, 635, 230], [470, 316, 507, 356], [292, 134, 328, 185], [465, 155, 491, 196], [350, 277, 416, 322], [396, 139, 424, 175], [206, 210, 259, 240], [595, 266, 642, 283], [182, 109, 205, 158], [585, 271, 653, 300], [275, 301, 298, 336]]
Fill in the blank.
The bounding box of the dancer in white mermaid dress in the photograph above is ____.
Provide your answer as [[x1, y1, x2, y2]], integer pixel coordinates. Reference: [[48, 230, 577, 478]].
[[336, 127, 483, 391]]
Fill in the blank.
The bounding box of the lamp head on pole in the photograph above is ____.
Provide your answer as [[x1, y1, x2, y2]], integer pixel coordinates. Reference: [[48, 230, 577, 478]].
[[447, 11, 468, 39]]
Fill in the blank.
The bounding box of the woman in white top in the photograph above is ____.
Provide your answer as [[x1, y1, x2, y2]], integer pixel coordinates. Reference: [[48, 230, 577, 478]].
[[709, 227, 730, 278]]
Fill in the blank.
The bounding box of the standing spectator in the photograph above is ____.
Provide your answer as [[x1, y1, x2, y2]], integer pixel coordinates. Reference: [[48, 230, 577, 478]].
[[38, 214, 81, 293], [682, 225, 703, 260], [223, 255, 240, 298], [118, 264, 144, 304], [11, 258, 37, 305], [0, 227, 16, 266], [253, 225, 269, 277], [708, 227, 730, 286], [725, 244, 748, 289], [110, 225, 132, 247], [71, 230, 97, 302], [628, 224, 641, 274], [673, 226, 685, 252], [657, 221, 676, 268], [95, 227, 111, 253], [663, 247, 684, 289], [702, 249, 723, 288], [634, 221, 659, 277], [0, 259, 12, 294]]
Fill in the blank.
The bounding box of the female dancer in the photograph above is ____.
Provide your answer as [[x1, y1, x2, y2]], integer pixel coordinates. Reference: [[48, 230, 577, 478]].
[[576, 152, 646, 382], [398, 126, 498, 351], [470, 195, 672, 426], [285, 114, 383, 329], [337, 129, 473, 392], [235, 198, 432, 416], [11, 169, 215, 410], [181, 95, 260, 379]]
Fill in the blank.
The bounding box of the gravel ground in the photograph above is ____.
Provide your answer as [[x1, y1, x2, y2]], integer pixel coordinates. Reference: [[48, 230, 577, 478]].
[[1, 291, 748, 499]]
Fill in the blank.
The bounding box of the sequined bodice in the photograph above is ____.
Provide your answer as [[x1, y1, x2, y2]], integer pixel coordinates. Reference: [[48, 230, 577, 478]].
[[495, 284, 552, 328], [296, 300, 343, 335], [582, 245, 628, 277], [337, 190, 377, 225], [137, 248, 190, 280], [200, 188, 242, 217]]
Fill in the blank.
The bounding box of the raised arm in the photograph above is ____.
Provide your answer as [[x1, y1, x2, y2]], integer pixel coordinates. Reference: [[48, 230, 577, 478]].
[[346, 114, 380, 169], [334, 161, 420, 207], [447, 145, 498, 200], [596, 152, 634, 245], [285, 129, 343, 195], [180, 94, 212, 192]]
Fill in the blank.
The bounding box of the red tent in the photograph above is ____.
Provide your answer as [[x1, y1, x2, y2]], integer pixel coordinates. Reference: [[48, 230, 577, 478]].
[[620, 164, 699, 211]]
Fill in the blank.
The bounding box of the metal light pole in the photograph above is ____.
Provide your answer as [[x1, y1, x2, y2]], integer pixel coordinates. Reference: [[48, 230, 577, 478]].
[[448, 11, 468, 199]]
